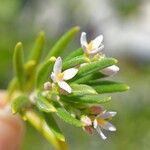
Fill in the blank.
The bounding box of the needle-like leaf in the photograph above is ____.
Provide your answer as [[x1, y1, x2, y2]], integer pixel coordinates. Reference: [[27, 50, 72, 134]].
[[45, 26, 80, 60], [13, 42, 25, 90]]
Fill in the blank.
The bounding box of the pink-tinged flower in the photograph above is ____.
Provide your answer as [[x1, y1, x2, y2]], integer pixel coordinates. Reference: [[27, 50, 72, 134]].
[[81, 116, 93, 134], [100, 65, 119, 76], [80, 32, 104, 57], [51, 57, 78, 93], [93, 110, 117, 140], [81, 109, 117, 140], [81, 115, 92, 126]]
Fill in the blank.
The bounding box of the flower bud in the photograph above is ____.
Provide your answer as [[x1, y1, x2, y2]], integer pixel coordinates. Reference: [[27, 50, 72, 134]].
[[89, 106, 103, 115], [81, 115, 92, 126], [100, 65, 119, 76], [44, 82, 52, 90]]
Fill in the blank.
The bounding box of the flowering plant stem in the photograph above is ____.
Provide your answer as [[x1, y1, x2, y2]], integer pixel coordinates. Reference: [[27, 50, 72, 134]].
[[3, 26, 129, 149], [24, 110, 69, 150]]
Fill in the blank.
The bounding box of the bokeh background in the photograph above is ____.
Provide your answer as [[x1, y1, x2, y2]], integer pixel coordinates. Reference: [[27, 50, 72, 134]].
[[0, 0, 150, 149]]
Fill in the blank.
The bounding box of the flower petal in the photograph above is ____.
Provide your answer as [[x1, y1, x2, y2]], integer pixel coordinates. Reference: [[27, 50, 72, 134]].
[[99, 111, 117, 119], [81, 116, 92, 126], [80, 32, 88, 48], [63, 68, 78, 80], [58, 81, 72, 93], [101, 121, 116, 132], [95, 126, 107, 140], [93, 119, 98, 129], [53, 57, 62, 75], [88, 45, 104, 55], [92, 35, 103, 49], [51, 72, 56, 82], [100, 65, 119, 76]]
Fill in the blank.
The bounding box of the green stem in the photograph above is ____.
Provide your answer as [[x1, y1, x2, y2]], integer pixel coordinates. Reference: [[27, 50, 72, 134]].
[[24, 110, 69, 150]]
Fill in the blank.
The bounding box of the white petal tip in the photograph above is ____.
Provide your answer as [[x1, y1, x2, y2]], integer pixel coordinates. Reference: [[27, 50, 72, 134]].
[[109, 126, 116, 131], [110, 111, 117, 117], [102, 136, 107, 140]]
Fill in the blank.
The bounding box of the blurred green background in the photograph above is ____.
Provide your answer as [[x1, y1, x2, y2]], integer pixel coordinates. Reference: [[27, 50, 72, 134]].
[[0, 0, 150, 149]]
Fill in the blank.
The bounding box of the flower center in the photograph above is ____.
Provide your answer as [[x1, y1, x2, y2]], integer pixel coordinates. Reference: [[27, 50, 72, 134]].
[[57, 73, 64, 81], [97, 118, 107, 126], [86, 41, 93, 51]]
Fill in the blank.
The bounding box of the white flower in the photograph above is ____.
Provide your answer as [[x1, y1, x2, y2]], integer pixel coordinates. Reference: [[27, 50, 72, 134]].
[[93, 110, 117, 140], [100, 65, 119, 76], [51, 57, 78, 93], [80, 32, 104, 57]]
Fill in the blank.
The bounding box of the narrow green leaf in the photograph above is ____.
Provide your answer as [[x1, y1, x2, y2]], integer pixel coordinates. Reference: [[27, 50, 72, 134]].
[[64, 48, 83, 61], [61, 95, 111, 104], [24, 60, 36, 73], [7, 78, 18, 98], [28, 31, 45, 64], [73, 72, 106, 84], [36, 96, 56, 113], [11, 95, 30, 114], [72, 57, 117, 81], [63, 55, 87, 70], [70, 84, 97, 96], [13, 42, 25, 90], [45, 26, 80, 60], [79, 57, 117, 76], [35, 57, 55, 89], [55, 104, 84, 127], [88, 80, 130, 93], [44, 113, 65, 142]]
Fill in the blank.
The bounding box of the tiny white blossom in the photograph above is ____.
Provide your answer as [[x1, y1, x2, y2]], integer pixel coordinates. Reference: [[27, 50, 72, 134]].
[[93, 110, 117, 140], [51, 57, 78, 93], [100, 65, 119, 76], [80, 32, 104, 57]]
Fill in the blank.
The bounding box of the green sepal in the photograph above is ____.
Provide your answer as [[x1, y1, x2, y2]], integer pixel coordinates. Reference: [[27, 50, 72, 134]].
[[44, 113, 65, 142], [11, 95, 30, 114], [72, 57, 117, 81], [45, 26, 80, 60], [13, 42, 25, 90], [70, 84, 97, 96], [88, 80, 130, 93], [28, 31, 45, 64], [36, 95, 56, 113], [35, 57, 55, 89], [63, 55, 86, 70], [64, 48, 83, 61], [61, 95, 111, 104], [55, 103, 84, 127]]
